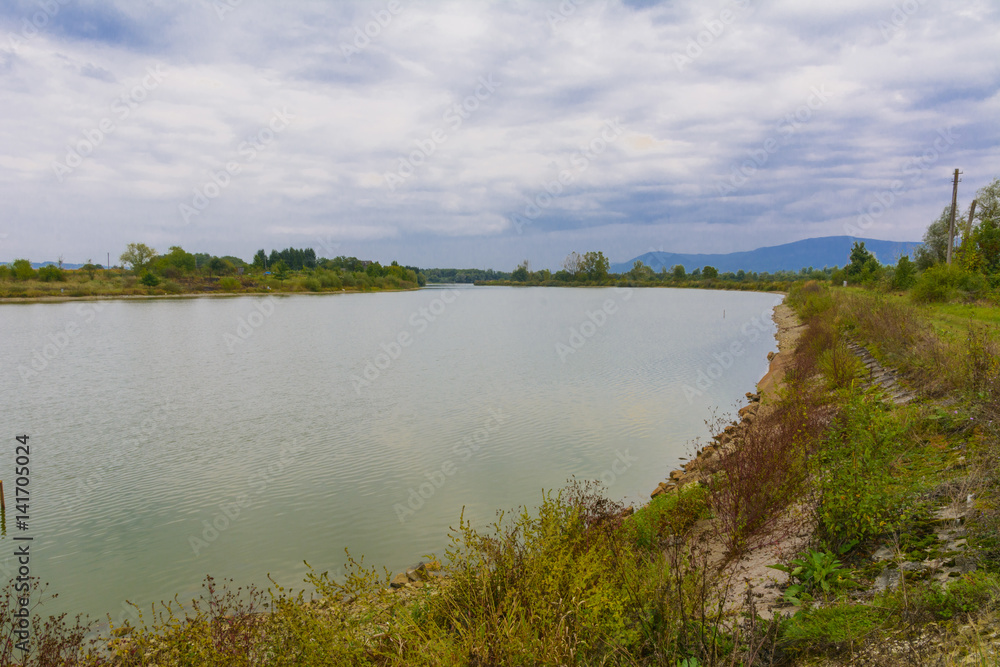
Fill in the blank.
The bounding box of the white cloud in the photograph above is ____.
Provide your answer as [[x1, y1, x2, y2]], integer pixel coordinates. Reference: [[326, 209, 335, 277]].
[[0, 0, 997, 269]]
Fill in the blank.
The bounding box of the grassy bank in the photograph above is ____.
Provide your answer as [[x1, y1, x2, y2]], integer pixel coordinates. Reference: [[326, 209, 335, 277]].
[[4, 284, 1000, 665], [0, 269, 422, 302]]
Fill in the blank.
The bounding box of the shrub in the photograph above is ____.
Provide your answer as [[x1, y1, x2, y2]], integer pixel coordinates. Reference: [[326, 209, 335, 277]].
[[139, 271, 160, 287], [911, 264, 985, 303], [781, 604, 889, 648], [161, 280, 183, 294], [11, 258, 34, 281], [709, 398, 816, 555], [0, 265, 9, 281], [817, 340, 864, 389], [629, 485, 708, 548], [218, 276, 240, 291], [302, 277, 321, 292], [814, 388, 913, 549], [37, 264, 65, 282]]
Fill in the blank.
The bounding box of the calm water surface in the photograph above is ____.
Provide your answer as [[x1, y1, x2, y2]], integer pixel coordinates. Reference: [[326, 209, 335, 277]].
[[0, 286, 780, 621]]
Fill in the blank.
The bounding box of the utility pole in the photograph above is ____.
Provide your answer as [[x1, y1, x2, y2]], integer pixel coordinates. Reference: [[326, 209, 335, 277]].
[[946, 168, 962, 265]]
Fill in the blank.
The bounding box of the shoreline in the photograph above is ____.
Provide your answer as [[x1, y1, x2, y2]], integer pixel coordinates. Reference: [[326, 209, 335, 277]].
[[649, 299, 801, 498]]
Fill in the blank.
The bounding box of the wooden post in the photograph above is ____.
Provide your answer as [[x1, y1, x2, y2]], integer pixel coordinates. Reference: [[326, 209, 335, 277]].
[[946, 168, 962, 265], [1, 480, 5, 511]]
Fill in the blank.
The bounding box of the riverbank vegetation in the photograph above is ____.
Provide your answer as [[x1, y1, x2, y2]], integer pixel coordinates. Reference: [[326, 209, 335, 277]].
[[0, 246, 425, 299]]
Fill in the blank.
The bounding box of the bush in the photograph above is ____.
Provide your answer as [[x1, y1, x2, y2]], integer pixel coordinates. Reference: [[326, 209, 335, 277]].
[[139, 271, 160, 287], [161, 280, 183, 294], [911, 264, 985, 303], [218, 276, 240, 291], [814, 388, 913, 549], [11, 258, 34, 281], [629, 485, 708, 548], [37, 264, 65, 282], [302, 277, 321, 292]]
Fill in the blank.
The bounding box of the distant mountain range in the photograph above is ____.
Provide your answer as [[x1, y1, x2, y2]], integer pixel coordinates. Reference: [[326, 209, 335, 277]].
[[611, 236, 922, 275]]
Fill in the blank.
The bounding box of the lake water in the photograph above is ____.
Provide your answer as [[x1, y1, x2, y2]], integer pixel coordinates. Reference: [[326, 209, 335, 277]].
[[0, 286, 780, 623]]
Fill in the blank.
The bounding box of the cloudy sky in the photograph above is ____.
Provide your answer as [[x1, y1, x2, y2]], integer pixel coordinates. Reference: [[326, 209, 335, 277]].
[[1, 0, 998, 270]]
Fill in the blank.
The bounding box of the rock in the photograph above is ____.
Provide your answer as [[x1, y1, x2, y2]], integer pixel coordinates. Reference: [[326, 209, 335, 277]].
[[873, 567, 901, 592], [406, 562, 429, 582], [900, 561, 928, 572], [872, 546, 895, 562], [745, 392, 760, 402], [738, 403, 759, 418], [767, 351, 776, 362], [669, 469, 684, 481], [390, 573, 410, 588]]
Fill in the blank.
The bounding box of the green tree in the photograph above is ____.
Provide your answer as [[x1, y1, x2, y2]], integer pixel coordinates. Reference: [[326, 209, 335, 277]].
[[962, 178, 1000, 275], [846, 241, 880, 282], [890, 256, 917, 290], [252, 249, 267, 270], [512, 260, 530, 282], [629, 260, 653, 281], [37, 265, 65, 282], [139, 271, 160, 287], [914, 207, 952, 270], [273, 259, 289, 280], [579, 251, 609, 281], [11, 258, 34, 281], [120, 243, 157, 274], [81, 260, 101, 280], [207, 256, 234, 277], [160, 246, 196, 275], [672, 265, 686, 280], [702, 265, 719, 279]]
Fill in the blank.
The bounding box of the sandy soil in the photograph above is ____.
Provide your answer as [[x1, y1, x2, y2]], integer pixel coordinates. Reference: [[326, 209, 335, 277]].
[[691, 300, 814, 619]]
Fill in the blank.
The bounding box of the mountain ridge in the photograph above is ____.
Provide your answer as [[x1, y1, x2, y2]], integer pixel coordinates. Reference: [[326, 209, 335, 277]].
[[611, 236, 922, 274]]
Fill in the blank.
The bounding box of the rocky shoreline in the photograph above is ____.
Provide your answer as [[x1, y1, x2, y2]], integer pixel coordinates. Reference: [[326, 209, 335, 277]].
[[649, 300, 802, 500]]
